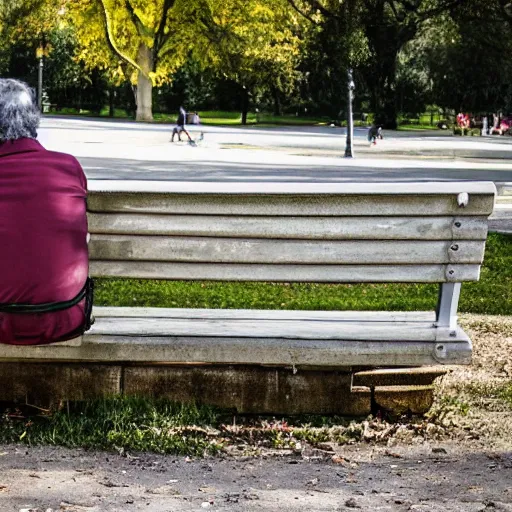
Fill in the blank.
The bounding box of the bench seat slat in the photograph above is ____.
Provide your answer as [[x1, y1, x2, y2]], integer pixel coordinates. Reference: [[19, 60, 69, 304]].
[[92, 307, 436, 322], [86, 316, 465, 342], [90, 261, 480, 282], [87, 214, 489, 240], [89, 236, 485, 265], [87, 193, 494, 217], [0, 335, 471, 366]]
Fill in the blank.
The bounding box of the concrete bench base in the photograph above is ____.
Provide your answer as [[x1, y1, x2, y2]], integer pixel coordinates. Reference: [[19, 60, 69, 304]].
[[0, 362, 441, 415]]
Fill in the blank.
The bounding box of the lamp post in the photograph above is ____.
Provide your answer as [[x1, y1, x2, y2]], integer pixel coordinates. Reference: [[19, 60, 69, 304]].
[[344, 68, 355, 158], [36, 43, 44, 111]]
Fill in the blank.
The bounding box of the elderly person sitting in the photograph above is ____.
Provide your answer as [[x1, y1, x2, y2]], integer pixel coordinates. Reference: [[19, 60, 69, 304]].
[[0, 79, 92, 345]]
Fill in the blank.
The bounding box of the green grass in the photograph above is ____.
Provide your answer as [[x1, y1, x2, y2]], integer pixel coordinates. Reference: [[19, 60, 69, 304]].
[[453, 127, 481, 136], [397, 123, 441, 131], [0, 398, 224, 455], [48, 108, 330, 126], [49, 106, 451, 129], [0, 397, 428, 455], [95, 233, 512, 316], [498, 384, 512, 407]]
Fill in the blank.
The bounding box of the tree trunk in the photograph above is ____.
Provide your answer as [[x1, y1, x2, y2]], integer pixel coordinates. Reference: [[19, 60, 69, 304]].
[[363, 0, 416, 129], [135, 44, 154, 122], [241, 87, 249, 125], [373, 80, 398, 129], [272, 84, 281, 116], [109, 88, 115, 117]]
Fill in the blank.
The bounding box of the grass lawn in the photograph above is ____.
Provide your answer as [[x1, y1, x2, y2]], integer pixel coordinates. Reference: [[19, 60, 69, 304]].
[[397, 124, 441, 131], [48, 108, 329, 126], [95, 233, 512, 316], [49, 106, 452, 130]]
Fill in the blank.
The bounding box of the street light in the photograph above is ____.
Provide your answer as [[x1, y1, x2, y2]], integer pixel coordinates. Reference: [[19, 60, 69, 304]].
[[344, 68, 355, 158], [36, 43, 44, 111]]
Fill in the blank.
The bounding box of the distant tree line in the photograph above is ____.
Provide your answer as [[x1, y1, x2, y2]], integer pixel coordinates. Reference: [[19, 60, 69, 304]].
[[1, 0, 511, 127]]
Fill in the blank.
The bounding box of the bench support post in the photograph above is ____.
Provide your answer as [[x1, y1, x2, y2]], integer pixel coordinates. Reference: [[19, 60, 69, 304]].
[[436, 283, 461, 331]]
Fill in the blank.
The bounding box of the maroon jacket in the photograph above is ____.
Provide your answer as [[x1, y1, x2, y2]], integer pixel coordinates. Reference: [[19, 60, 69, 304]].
[[0, 138, 88, 345]]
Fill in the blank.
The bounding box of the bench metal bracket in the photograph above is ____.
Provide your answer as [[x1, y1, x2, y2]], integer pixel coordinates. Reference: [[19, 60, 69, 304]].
[[435, 282, 461, 332]]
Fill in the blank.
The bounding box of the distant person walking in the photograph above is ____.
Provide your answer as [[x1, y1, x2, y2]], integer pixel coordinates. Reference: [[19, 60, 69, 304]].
[[367, 124, 383, 145], [171, 106, 192, 142], [491, 113, 499, 134]]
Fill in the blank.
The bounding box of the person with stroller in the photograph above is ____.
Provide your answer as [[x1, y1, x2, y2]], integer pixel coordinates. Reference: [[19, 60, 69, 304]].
[[171, 106, 193, 143]]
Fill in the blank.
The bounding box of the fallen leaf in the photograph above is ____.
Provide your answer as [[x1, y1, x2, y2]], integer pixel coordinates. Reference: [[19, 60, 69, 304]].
[[199, 486, 216, 493], [385, 450, 402, 458]]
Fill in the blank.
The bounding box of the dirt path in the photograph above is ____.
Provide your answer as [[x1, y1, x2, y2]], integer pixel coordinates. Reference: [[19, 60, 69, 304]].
[[0, 443, 511, 512]]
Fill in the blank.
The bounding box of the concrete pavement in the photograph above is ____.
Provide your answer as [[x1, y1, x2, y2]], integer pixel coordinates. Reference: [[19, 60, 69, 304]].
[[39, 117, 512, 185]]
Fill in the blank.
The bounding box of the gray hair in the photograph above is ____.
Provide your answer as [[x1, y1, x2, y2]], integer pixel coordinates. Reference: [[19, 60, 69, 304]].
[[0, 79, 40, 141]]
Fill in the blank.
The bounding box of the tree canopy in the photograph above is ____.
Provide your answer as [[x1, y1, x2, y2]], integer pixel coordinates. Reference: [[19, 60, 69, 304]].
[[2, 0, 511, 126], [64, 0, 305, 121]]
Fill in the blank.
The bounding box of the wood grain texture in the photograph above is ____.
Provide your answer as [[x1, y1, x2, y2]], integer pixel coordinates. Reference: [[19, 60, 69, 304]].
[[89, 261, 480, 282], [89, 236, 485, 264], [92, 307, 436, 322], [87, 213, 489, 240], [87, 193, 494, 216], [88, 317, 445, 341]]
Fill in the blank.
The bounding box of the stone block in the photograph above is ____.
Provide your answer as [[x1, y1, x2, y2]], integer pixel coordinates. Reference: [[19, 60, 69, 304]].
[[123, 365, 371, 416]]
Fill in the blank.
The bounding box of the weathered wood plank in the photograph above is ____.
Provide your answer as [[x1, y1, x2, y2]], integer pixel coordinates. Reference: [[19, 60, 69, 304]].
[[92, 307, 436, 323], [89, 261, 481, 282], [353, 367, 447, 387], [88, 317, 446, 341], [87, 214, 489, 240], [88, 180, 497, 197], [87, 193, 494, 216], [0, 335, 472, 366], [89, 236, 485, 265]]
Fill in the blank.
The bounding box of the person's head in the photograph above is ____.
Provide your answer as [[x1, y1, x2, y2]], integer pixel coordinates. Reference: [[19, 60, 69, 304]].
[[0, 79, 40, 141]]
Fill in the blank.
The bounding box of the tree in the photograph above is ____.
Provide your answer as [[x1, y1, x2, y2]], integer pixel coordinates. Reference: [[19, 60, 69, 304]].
[[0, 0, 62, 75], [66, 0, 188, 121], [287, 0, 369, 119], [415, 1, 512, 114], [67, 0, 303, 122], [196, 0, 304, 123], [289, 0, 469, 128]]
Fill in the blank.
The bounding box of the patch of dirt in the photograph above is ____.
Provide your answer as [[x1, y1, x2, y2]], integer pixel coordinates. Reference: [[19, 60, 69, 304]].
[[0, 314, 510, 511], [433, 314, 512, 450]]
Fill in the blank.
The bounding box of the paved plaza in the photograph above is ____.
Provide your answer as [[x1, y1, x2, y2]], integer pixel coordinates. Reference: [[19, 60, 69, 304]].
[[39, 116, 512, 186]]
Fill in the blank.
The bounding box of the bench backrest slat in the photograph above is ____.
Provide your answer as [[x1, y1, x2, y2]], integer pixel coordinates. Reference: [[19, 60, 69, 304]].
[[89, 261, 482, 282], [87, 181, 496, 284], [88, 214, 489, 240], [89, 237, 485, 265], [88, 193, 493, 216]]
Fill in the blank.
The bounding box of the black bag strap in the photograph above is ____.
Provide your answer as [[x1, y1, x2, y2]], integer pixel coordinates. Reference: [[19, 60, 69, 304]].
[[0, 278, 91, 314]]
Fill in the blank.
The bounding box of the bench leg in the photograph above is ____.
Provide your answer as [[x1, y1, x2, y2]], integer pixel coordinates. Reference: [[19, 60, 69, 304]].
[[436, 282, 461, 331]]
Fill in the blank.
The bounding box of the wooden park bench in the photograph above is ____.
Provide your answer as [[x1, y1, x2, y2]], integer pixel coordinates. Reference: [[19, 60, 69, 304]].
[[0, 181, 496, 415]]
